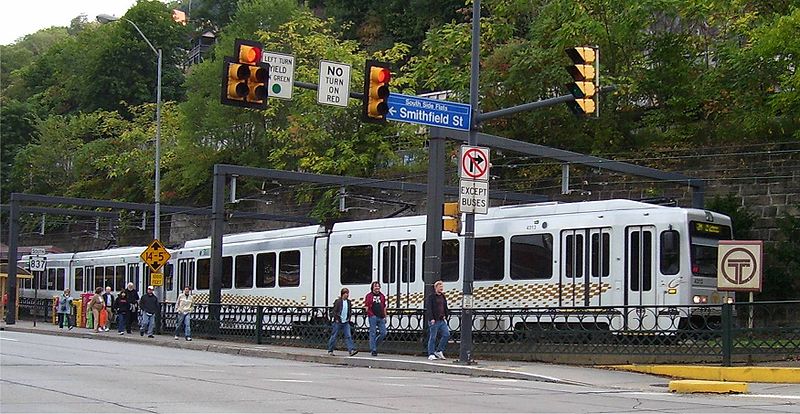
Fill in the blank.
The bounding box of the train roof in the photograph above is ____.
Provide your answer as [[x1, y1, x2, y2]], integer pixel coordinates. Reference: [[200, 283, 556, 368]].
[[182, 225, 323, 248], [331, 198, 695, 232]]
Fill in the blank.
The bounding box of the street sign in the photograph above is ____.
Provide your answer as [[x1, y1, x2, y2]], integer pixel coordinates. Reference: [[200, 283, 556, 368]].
[[459, 179, 489, 214], [385, 93, 471, 131], [460, 145, 490, 181], [717, 241, 763, 292], [263, 51, 295, 100], [29, 256, 46, 272], [140, 239, 171, 273], [150, 273, 164, 287], [318, 60, 351, 107]]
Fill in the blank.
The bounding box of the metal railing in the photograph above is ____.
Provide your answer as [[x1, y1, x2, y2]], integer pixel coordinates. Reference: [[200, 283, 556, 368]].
[[16, 298, 799, 364]]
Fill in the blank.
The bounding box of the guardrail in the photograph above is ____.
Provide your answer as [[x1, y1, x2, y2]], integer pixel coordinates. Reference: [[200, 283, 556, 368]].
[[16, 298, 798, 364], [149, 301, 800, 365]]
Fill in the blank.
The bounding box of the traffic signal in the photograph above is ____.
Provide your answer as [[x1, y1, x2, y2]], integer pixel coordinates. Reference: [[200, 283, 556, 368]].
[[565, 46, 598, 116], [442, 202, 461, 234], [221, 39, 269, 109], [362, 60, 391, 123]]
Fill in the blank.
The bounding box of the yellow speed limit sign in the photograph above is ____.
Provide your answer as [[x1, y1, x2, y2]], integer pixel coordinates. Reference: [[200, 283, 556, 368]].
[[150, 273, 163, 287], [140, 239, 171, 272]]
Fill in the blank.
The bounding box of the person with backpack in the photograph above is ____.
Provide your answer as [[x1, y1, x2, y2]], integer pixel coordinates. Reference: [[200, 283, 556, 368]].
[[54, 288, 74, 330], [113, 291, 131, 335], [138, 286, 159, 338], [364, 281, 387, 356], [327, 288, 358, 357]]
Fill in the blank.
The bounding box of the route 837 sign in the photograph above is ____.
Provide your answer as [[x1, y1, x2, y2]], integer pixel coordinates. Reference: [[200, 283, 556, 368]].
[[717, 240, 763, 292], [29, 256, 47, 272]]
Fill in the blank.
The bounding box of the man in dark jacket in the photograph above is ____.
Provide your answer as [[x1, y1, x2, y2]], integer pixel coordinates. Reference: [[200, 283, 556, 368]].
[[365, 281, 387, 356], [124, 282, 140, 334], [138, 286, 159, 338], [425, 280, 450, 360], [327, 288, 358, 357]]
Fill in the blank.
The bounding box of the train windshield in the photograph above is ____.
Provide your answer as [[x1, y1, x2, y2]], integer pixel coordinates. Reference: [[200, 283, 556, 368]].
[[689, 221, 732, 277]]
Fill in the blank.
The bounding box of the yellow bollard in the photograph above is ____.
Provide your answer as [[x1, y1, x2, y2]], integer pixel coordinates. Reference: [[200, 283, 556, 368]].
[[52, 296, 58, 324]]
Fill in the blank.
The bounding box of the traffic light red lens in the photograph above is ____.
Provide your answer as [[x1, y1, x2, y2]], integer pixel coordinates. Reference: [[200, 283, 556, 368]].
[[377, 68, 390, 83], [240, 46, 261, 64]]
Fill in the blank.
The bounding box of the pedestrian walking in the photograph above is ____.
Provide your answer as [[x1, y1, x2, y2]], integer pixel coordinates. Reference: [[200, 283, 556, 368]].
[[87, 287, 104, 333], [139, 286, 159, 338], [55, 288, 75, 330], [102, 286, 114, 332], [113, 291, 130, 335], [425, 280, 450, 360], [123, 282, 140, 334], [365, 281, 387, 356], [327, 288, 358, 357], [174, 286, 193, 341]]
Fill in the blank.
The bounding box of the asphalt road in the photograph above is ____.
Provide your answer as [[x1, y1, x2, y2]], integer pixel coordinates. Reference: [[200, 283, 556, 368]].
[[1, 331, 798, 413]]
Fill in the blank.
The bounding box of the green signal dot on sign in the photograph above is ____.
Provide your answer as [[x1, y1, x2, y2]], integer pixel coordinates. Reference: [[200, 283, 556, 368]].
[[272, 84, 281, 94]]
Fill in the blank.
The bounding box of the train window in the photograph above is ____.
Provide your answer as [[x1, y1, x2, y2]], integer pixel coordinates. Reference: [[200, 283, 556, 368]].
[[565, 234, 584, 278], [196, 259, 210, 290], [163, 263, 174, 291], [86, 267, 94, 291], [279, 250, 301, 287], [256, 253, 276, 288], [74, 268, 84, 292], [401, 244, 415, 283], [381, 245, 396, 283], [630, 231, 653, 291], [475, 237, 504, 281], [48, 268, 58, 290], [511, 234, 553, 280], [127, 264, 140, 291], [591, 233, 610, 277], [222, 256, 233, 289], [660, 230, 680, 275], [115, 265, 125, 291], [422, 240, 460, 282], [56, 268, 65, 291], [104, 266, 114, 290], [235, 255, 254, 288], [341, 245, 372, 285]]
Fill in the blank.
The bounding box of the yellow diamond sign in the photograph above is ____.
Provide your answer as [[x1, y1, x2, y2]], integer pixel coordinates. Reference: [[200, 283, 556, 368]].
[[141, 239, 171, 272]]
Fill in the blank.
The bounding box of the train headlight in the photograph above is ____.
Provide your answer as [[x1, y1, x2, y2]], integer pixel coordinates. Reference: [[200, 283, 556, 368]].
[[692, 295, 708, 304], [726, 297, 735, 304], [667, 288, 677, 295]]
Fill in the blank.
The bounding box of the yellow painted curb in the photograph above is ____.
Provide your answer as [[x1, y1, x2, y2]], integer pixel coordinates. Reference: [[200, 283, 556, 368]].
[[608, 365, 800, 384], [669, 380, 748, 394]]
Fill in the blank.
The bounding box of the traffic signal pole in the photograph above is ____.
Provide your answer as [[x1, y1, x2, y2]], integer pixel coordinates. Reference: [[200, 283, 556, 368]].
[[458, 0, 482, 365]]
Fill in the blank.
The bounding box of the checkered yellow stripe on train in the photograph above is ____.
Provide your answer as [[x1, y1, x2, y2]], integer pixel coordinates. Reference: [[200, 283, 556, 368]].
[[192, 293, 306, 307], [385, 282, 612, 308]]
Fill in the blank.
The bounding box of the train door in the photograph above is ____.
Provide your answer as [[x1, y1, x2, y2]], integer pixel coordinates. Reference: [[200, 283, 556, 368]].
[[177, 259, 195, 300], [127, 263, 140, 292], [624, 226, 657, 330], [378, 240, 416, 309], [560, 230, 588, 307], [588, 228, 611, 307]]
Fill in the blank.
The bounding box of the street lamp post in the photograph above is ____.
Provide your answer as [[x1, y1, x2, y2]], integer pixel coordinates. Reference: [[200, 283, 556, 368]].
[[97, 14, 162, 241]]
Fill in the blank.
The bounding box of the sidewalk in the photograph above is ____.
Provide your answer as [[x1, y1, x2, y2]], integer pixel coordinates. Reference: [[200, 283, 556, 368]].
[[3, 319, 799, 395]]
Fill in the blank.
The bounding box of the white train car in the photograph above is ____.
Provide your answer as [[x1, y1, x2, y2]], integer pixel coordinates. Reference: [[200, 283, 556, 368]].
[[19, 199, 733, 331], [19, 246, 147, 298]]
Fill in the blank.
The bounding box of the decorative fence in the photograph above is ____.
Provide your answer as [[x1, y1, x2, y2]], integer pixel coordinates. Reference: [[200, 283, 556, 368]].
[[18, 298, 800, 365]]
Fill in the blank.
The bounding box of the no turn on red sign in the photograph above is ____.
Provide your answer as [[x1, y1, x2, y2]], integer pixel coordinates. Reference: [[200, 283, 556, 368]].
[[460, 146, 490, 181]]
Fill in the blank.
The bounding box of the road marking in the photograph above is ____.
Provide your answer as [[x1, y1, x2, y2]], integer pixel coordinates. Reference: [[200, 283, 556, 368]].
[[0, 337, 19, 341], [263, 379, 313, 383]]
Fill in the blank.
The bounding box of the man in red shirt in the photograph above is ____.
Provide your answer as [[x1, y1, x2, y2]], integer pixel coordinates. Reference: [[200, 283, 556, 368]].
[[365, 281, 387, 356]]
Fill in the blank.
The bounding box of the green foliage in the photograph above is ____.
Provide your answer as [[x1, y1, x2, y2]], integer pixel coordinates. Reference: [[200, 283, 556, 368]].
[[762, 209, 800, 300], [705, 194, 756, 239]]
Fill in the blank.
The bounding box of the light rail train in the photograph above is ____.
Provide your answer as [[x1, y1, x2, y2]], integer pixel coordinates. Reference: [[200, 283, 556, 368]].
[[19, 199, 733, 331]]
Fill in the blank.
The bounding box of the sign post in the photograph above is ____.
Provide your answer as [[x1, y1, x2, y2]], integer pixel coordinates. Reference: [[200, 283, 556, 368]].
[[29, 254, 46, 327]]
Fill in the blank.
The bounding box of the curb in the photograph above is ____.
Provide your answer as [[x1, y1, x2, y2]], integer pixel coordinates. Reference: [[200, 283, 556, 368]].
[[2, 326, 580, 385], [669, 380, 749, 394], [609, 365, 800, 384]]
